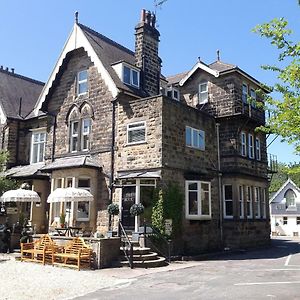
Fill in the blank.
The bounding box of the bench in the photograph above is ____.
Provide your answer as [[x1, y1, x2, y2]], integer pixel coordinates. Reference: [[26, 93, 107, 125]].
[[21, 234, 58, 265], [52, 237, 92, 271]]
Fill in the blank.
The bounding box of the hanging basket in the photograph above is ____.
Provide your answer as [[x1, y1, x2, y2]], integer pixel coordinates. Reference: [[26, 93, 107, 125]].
[[107, 203, 120, 216], [130, 203, 144, 216]]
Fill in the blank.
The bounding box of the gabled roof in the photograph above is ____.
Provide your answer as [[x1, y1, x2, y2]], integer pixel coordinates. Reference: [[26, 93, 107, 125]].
[[0, 69, 44, 121], [209, 60, 236, 72], [269, 178, 300, 203], [33, 21, 148, 115]]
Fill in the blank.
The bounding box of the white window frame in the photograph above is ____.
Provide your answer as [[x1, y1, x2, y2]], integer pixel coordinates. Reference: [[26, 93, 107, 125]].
[[123, 65, 140, 88], [199, 82, 208, 104], [185, 181, 211, 220], [70, 120, 79, 153], [77, 70, 88, 95], [297, 217, 300, 225], [242, 83, 248, 104], [241, 131, 247, 157], [30, 131, 46, 164], [239, 185, 244, 219], [248, 134, 254, 159], [246, 186, 253, 218], [254, 187, 261, 219], [255, 137, 261, 161], [167, 87, 180, 101], [223, 184, 233, 219], [127, 121, 146, 145], [81, 118, 91, 151], [261, 188, 266, 219], [283, 216, 288, 225], [185, 126, 205, 151], [76, 177, 91, 222]]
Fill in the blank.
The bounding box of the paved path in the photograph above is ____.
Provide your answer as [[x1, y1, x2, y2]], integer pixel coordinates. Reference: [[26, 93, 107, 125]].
[[73, 237, 300, 300]]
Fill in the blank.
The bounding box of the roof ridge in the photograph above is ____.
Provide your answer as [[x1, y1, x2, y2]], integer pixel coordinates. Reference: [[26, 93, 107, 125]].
[[0, 68, 44, 86], [78, 23, 135, 56], [209, 60, 236, 68]]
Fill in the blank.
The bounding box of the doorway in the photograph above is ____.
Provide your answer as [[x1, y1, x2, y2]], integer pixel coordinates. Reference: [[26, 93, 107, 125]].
[[121, 186, 135, 230]]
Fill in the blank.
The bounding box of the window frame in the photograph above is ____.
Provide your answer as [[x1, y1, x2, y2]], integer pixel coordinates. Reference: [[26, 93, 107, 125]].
[[241, 131, 247, 157], [250, 87, 256, 108], [283, 216, 288, 225], [77, 70, 88, 96], [254, 187, 261, 219], [223, 184, 234, 219], [167, 87, 180, 101], [76, 177, 91, 222], [242, 83, 248, 104], [255, 137, 261, 161], [30, 130, 46, 164], [246, 186, 253, 218], [185, 126, 205, 151], [70, 120, 79, 153], [248, 134, 254, 159], [81, 118, 92, 151], [127, 121, 146, 145], [261, 188, 266, 219], [123, 65, 140, 88], [199, 81, 208, 104], [185, 180, 211, 220], [239, 185, 244, 219]]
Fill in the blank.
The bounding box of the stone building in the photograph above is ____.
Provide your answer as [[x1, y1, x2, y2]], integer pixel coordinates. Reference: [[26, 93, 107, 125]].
[[0, 10, 275, 255]]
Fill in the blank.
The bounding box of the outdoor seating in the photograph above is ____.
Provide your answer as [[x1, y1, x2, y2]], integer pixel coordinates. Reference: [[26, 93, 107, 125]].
[[52, 237, 93, 271], [21, 234, 59, 265]]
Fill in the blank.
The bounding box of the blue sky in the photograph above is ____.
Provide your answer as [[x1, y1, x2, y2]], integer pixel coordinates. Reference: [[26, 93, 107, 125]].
[[0, 0, 299, 163]]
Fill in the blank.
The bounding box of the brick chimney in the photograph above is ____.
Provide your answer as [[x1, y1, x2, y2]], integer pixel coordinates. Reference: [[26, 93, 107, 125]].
[[135, 9, 161, 96]]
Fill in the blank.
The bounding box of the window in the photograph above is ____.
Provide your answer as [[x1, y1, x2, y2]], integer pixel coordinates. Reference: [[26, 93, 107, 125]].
[[283, 216, 288, 225], [246, 186, 253, 218], [123, 65, 140, 88], [185, 181, 211, 220], [250, 88, 256, 108], [167, 87, 180, 101], [285, 189, 296, 208], [199, 82, 208, 104], [70, 121, 79, 152], [255, 138, 261, 161], [77, 70, 88, 95], [76, 178, 91, 221], [185, 126, 205, 150], [81, 118, 91, 151], [241, 132, 247, 157], [242, 83, 248, 103], [223, 185, 233, 218], [261, 188, 266, 218], [239, 185, 244, 219], [248, 134, 254, 159], [30, 131, 46, 164], [297, 217, 300, 225], [127, 121, 146, 144], [254, 187, 261, 219]]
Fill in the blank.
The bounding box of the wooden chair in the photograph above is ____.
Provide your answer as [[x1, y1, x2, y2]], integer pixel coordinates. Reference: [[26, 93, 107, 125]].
[[52, 237, 93, 271], [21, 234, 59, 265]]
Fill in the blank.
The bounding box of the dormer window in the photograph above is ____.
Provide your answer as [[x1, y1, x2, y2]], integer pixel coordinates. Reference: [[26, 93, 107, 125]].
[[77, 70, 88, 95], [199, 81, 208, 104], [123, 65, 139, 88], [166, 87, 180, 101]]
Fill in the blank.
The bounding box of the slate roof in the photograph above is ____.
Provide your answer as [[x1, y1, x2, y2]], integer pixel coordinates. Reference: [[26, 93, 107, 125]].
[[0, 68, 44, 119], [2, 163, 48, 179], [79, 24, 147, 97], [41, 155, 102, 172], [209, 60, 236, 72]]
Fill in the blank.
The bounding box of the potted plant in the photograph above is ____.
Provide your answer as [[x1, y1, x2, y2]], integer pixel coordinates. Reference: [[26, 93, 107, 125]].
[[107, 203, 119, 237], [130, 203, 144, 241], [59, 213, 66, 228]]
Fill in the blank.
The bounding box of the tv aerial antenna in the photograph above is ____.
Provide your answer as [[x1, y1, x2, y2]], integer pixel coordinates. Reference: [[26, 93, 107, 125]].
[[154, 0, 168, 26]]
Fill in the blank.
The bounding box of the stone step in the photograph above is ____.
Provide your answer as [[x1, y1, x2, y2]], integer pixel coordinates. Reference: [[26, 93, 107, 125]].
[[120, 246, 151, 255], [120, 256, 168, 268], [120, 251, 159, 261]]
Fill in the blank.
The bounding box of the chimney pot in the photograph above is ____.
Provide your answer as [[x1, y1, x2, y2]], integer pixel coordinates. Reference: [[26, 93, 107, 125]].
[[5, 67, 8, 71], [140, 9, 146, 22], [11, 68, 14, 74], [0, 66, 3, 70], [145, 11, 151, 24], [151, 13, 156, 27]]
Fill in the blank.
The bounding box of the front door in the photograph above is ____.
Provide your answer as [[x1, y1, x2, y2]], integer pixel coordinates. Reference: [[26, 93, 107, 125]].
[[121, 186, 135, 230]]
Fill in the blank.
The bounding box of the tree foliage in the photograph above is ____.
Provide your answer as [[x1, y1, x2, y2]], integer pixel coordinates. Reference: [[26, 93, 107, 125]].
[[0, 151, 18, 195], [253, 15, 300, 153]]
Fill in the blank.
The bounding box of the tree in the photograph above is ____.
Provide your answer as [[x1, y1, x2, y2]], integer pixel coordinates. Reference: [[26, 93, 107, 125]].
[[253, 14, 300, 153], [0, 151, 18, 195]]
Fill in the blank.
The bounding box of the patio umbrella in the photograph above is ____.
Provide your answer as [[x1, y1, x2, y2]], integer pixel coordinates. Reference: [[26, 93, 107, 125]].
[[47, 187, 94, 227], [0, 188, 41, 203], [47, 187, 93, 203]]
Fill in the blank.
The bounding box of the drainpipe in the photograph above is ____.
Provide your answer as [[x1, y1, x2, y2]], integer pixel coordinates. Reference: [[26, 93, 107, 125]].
[[51, 115, 57, 162], [216, 123, 223, 247], [15, 97, 23, 164]]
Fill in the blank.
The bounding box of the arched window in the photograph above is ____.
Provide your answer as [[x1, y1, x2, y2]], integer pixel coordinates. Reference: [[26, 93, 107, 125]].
[[67, 104, 93, 153], [285, 189, 296, 208]]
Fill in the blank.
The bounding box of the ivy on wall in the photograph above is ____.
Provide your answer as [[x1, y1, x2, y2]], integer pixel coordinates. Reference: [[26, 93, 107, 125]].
[[151, 183, 183, 237]]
